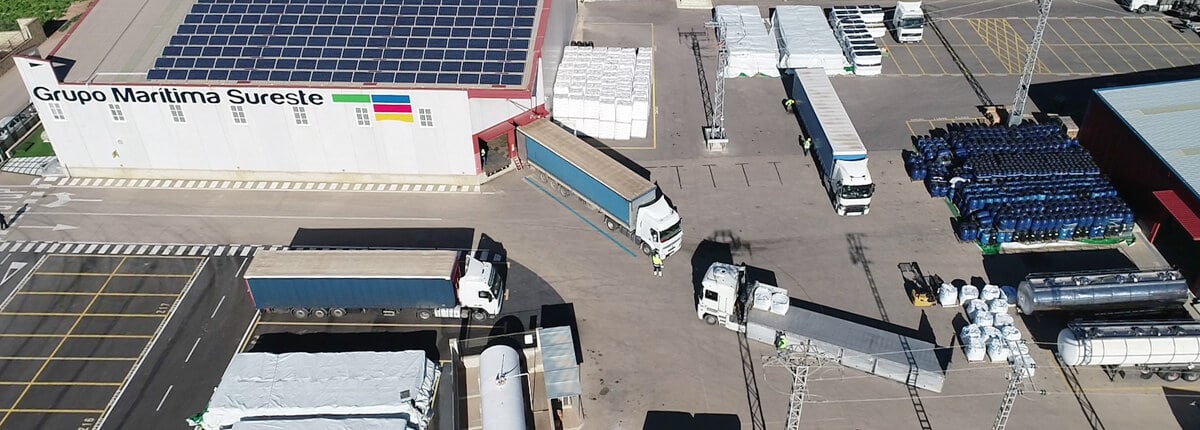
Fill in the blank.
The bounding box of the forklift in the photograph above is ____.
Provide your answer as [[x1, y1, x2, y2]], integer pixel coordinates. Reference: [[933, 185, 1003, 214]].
[[898, 262, 940, 307]]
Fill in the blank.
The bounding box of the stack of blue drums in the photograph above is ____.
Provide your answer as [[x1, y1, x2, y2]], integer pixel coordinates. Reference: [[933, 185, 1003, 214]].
[[907, 122, 1135, 246]]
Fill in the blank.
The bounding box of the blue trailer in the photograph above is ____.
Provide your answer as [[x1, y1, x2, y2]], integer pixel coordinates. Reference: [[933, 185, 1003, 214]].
[[244, 249, 505, 321], [519, 118, 683, 257], [791, 69, 875, 215]]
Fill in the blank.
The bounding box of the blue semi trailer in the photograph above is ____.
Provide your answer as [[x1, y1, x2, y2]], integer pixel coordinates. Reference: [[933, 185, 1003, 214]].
[[519, 118, 683, 257], [243, 249, 505, 321], [792, 69, 875, 215]]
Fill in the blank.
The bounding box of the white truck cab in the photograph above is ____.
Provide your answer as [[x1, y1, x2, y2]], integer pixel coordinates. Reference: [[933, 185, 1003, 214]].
[[830, 159, 875, 216], [697, 262, 747, 328], [454, 256, 506, 318], [893, 1, 926, 42], [636, 197, 684, 258]]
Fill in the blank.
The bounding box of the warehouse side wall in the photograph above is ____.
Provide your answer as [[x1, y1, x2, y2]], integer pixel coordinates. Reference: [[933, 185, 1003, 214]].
[[540, 0, 577, 105], [1079, 98, 1200, 293], [16, 56, 490, 183]]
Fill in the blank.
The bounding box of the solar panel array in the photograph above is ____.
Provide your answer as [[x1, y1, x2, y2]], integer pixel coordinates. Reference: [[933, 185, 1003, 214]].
[[148, 0, 540, 86]]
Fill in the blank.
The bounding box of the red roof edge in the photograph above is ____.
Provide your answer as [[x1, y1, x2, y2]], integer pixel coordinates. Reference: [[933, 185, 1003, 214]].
[[1154, 190, 1200, 240]]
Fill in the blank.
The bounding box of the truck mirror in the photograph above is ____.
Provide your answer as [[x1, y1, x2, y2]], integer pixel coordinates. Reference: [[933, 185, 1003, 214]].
[[478, 291, 492, 300]]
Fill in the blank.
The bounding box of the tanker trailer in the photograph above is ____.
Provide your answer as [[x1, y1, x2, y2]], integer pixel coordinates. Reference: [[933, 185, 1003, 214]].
[[1017, 269, 1189, 315], [1058, 320, 1200, 382]]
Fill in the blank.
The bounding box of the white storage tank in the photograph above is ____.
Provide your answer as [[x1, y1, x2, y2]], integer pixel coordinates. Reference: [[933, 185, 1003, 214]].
[[479, 344, 528, 430], [1057, 326, 1200, 366]]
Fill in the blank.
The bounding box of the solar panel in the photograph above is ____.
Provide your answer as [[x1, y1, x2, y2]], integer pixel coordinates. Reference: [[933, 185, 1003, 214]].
[[150, 0, 537, 86]]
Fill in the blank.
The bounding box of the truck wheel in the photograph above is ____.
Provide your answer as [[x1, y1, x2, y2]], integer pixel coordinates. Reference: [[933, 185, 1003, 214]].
[[558, 184, 571, 197], [471, 309, 489, 321], [1161, 370, 1182, 382], [417, 310, 433, 320], [330, 308, 346, 318], [641, 242, 653, 256], [604, 218, 617, 231], [1184, 371, 1200, 382], [1137, 5, 1150, 13], [704, 314, 718, 325], [1139, 369, 1155, 379], [291, 308, 308, 319], [311, 308, 327, 318], [536, 170, 548, 183]]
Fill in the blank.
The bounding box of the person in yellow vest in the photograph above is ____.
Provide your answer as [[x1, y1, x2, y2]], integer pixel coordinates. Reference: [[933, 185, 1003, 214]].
[[480, 146, 488, 166], [783, 98, 796, 113], [802, 136, 812, 156], [776, 332, 788, 351], [651, 252, 663, 277]]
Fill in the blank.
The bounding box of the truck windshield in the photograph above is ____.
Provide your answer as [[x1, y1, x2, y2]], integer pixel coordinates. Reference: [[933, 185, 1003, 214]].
[[659, 221, 682, 242], [491, 270, 503, 297], [841, 184, 875, 199], [899, 18, 925, 28]]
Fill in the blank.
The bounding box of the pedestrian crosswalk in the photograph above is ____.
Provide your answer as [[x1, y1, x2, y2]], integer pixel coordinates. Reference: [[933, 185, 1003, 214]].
[[0, 240, 507, 262]]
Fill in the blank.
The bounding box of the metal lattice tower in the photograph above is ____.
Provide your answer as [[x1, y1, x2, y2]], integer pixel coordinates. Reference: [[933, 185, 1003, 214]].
[[992, 341, 1039, 430], [1008, 0, 1054, 126], [763, 338, 834, 430], [703, 19, 729, 150]]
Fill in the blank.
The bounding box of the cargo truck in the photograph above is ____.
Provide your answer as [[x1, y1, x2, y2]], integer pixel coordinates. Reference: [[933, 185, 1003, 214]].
[[1016, 269, 1189, 315], [791, 69, 875, 215], [519, 118, 683, 257], [1059, 320, 1200, 382], [1121, 0, 1197, 14], [243, 249, 505, 321], [892, 1, 926, 42], [696, 262, 945, 392]]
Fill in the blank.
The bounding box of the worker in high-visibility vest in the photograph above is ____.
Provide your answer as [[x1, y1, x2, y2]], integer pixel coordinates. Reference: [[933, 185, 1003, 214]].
[[783, 98, 796, 113], [803, 137, 812, 156], [651, 252, 663, 277], [776, 332, 788, 351]]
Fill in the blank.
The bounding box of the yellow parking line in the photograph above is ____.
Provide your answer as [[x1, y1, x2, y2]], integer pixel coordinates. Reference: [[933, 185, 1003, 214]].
[[32, 272, 195, 278], [881, 38, 907, 75], [1097, 18, 1166, 69], [906, 120, 919, 138], [1060, 19, 1118, 73], [1137, 19, 1192, 60], [1017, 19, 1074, 74], [254, 321, 497, 329], [901, 42, 927, 75], [1045, 20, 1098, 74], [0, 356, 137, 361], [1077, 18, 1139, 72], [0, 257, 127, 428], [48, 254, 204, 261], [922, 39, 950, 74], [0, 312, 165, 318], [0, 409, 104, 414], [16, 291, 179, 298], [0, 381, 121, 387], [947, 19, 994, 75], [1119, 19, 1179, 68]]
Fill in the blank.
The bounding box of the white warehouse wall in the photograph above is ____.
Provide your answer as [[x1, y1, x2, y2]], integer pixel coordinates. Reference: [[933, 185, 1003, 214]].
[[15, 56, 520, 184]]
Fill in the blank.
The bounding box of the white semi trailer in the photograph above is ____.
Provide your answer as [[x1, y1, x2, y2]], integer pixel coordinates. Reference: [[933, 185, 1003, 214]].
[[479, 345, 528, 430], [1058, 320, 1200, 382]]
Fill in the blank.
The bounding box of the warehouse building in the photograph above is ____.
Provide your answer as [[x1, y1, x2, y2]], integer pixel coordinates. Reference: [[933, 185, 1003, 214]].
[[1078, 78, 1200, 292], [15, 0, 575, 184]]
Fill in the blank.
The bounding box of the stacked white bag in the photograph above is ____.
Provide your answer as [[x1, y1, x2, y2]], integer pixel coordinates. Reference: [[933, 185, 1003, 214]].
[[958, 284, 979, 305], [993, 313, 1015, 328], [937, 283, 958, 307], [986, 337, 1011, 362], [959, 324, 986, 362], [1009, 341, 1037, 378]]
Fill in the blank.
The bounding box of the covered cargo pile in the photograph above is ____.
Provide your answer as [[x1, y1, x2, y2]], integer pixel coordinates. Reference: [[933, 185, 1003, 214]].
[[715, 5, 780, 77], [191, 351, 440, 430], [231, 417, 411, 430], [906, 122, 1135, 249], [552, 46, 653, 140], [772, 6, 850, 74]]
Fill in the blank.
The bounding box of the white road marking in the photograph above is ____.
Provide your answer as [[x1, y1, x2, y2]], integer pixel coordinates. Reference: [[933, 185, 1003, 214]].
[[236, 257, 251, 277], [212, 295, 226, 319], [155, 385, 173, 411], [185, 338, 201, 363]]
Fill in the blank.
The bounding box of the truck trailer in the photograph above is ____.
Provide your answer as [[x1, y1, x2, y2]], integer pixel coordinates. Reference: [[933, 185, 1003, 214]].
[[1120, 0, 1198, 14], [791, 69, 875, 215], [696, 262, 945, 392], [1016, 269, 1189, 315], [1059, 320, 1200, 382], [520, 118, 683, 257], [244, 249, 505, 321], [892, 1, 926, 42]]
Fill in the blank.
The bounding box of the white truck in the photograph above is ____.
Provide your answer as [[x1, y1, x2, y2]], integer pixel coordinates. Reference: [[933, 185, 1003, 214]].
[[892, 1, 926, 42], [1121, 0, 1197, 14], [696, 262, 945, 392], [520, 118, 683, 258], [1059, 320, 1200, 382], [791, 68, 875, 215]]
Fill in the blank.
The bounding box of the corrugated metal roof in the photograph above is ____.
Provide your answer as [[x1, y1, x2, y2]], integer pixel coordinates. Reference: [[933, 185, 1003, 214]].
[[537, 326, 581, 398], [1094, 79, 1200, 198], [244, 250, 457, 279], [518, 118, 655, 201], [1154, 190, 1200, 240]]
